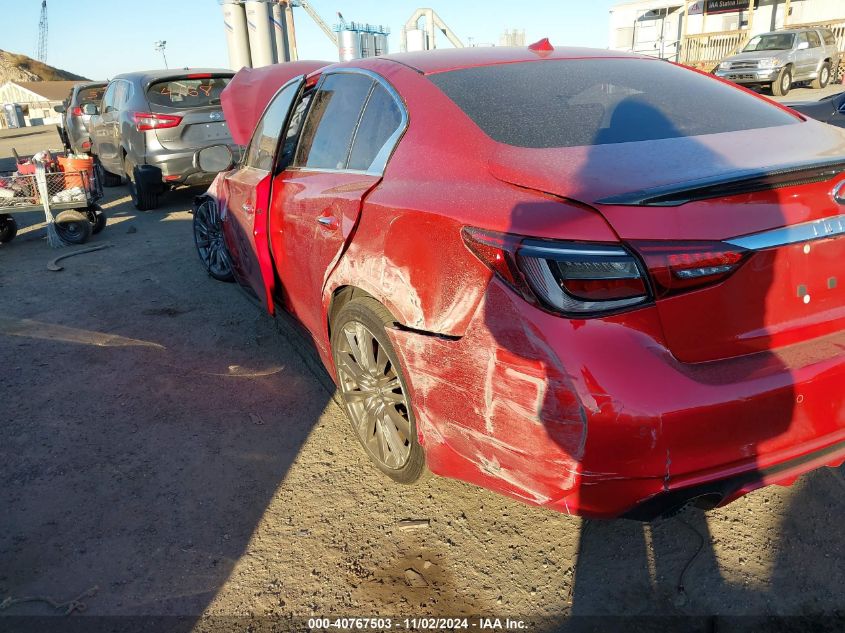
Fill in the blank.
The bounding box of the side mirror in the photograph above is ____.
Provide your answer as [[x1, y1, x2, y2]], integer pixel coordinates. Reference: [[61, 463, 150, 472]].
[[82, 103, 99, 115], [796, 41, 810, 50], [54, 104, 66, 113], [194, 144, 234, 173]]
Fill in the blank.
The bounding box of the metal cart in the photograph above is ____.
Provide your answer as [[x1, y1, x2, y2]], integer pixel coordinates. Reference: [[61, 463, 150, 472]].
[[0, 158, 105, 245]]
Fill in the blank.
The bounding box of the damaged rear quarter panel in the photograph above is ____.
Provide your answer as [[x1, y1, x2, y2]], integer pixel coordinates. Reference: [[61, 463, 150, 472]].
[[384, 278, 671, 514]]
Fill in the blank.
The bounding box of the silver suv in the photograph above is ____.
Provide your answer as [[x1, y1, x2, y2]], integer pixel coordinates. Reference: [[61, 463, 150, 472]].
[[87, 69, 236, 210], [714, 28, 841, 97]]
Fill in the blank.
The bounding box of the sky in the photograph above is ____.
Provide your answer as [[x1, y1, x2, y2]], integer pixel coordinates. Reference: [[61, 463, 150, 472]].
[[8, 0, 618, 80]]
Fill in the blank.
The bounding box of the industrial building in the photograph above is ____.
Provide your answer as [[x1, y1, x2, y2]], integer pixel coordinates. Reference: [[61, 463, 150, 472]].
[[0, 80, 75, 128], [609, 0, 845, 70]]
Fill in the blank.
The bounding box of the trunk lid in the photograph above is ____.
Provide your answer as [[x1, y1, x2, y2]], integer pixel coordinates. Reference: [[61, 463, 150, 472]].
[[145, 75, 234, 151], [490, 121, 845, 362]]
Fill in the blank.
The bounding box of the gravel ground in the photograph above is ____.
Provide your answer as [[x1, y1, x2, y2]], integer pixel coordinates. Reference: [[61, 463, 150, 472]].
[[2, 128, 845, 631]]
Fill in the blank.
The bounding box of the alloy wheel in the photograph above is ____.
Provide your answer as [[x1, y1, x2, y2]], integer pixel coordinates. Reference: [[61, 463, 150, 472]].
[[193, 200, 231, 279], [335, 320, 412, 470]]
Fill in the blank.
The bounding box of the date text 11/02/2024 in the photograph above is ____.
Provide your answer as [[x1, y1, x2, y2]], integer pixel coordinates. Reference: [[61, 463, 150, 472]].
[[306, 617, 528, 630]]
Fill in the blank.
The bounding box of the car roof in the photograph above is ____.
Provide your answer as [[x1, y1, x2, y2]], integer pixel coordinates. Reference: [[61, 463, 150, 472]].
[[364, 46, 649, 75], [110, 68, 234, 83], [760, 28, 820, 35]]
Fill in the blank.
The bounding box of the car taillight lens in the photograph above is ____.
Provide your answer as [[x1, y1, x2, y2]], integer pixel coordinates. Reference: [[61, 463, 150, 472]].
[[517, 241, 649, 314], [462, 228, 649, 316], [133, 112, 183, 132], [630, 241, 749, 299], [70, 106, 83, 117]]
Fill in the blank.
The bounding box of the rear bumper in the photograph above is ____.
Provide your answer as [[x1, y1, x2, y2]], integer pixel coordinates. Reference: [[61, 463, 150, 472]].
[[386, 278, 845, 519], [144, 144, 240, 186], [144, 150, 214, 185]]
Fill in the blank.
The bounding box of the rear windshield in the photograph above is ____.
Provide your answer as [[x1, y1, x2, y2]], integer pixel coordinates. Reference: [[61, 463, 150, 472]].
[[77, 85, 106, 105], [146, 76, 231, 109], [428, 59, 798, 148]]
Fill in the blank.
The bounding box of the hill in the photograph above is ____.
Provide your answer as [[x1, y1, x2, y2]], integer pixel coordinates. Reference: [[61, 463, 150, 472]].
[[0, 49, 88, 84]]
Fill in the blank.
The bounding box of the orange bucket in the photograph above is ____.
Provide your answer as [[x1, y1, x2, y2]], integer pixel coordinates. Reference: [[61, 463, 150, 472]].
[[58, 155, 94, 190]]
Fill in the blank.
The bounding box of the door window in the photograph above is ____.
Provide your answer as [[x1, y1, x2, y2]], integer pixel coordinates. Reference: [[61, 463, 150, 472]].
[[245, 79, 301, 171], [347, 83, 403, 172], [102, 82, 117, 113], [807, 31, 821, 48], [796, 32, 809, 48], [294, 73, 373, 170], [113, 81, 127, 110], [277, 92, 313, 170]]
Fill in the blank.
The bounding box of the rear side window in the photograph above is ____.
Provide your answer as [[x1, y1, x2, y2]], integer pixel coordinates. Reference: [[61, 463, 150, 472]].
[[428, 59, 799, 148], [822, 30, 837, 46], [347, 83, 403, 171], [295, 73, 372, 170], [146, 76, 231, 109], [807, 31, 821, 48], [77, 85, 105, 105]]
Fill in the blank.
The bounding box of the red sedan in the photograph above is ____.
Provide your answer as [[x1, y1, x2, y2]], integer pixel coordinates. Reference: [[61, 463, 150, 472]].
[[192, 43, 845, 519]]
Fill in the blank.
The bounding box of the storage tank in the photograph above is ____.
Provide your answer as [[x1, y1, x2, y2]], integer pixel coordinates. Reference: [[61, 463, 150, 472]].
[[406, 28, 427, 52], [338, 29, 362, 61], [359, 31, 376, 58], [222, 0, 252, 70], [374, 33, 388, 56], [271, 1, 290, 62], [245, 0, 275, 67]]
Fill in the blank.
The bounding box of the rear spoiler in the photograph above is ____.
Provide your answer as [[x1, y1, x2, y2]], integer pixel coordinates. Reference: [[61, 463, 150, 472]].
[[596, 158, 845, 206]]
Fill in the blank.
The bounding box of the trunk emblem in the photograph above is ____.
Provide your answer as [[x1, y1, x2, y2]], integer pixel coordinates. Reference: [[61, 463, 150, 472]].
[[833, 180, 845, 204], [209, 112, 223, 121]]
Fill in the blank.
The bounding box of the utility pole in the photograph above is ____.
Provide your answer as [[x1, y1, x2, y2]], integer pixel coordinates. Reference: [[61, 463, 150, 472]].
[[37, 0, 48, 63], [154, 40, 168, 69]]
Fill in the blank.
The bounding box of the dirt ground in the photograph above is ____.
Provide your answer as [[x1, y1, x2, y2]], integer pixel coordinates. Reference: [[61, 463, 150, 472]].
[[2, 127, 845, 631]]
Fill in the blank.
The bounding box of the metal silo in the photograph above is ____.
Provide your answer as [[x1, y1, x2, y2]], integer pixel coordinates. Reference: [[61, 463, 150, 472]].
[[374, 33, 388, 56], [359, 31, 376, 58], [245, 0, 275, 67], [222, 0, 252, 70], [338, 29, 362, 61], [271, 1, 290, 62], [406, 28, 426, 52]]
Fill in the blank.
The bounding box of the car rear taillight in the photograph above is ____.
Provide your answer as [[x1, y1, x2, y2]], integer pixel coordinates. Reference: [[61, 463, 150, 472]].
[[133, 112, 183, 132], [70, 106, 83, 117], [460, 228, 535, 301], [462, 227, 649, 316], [630, 241, 749, 299]]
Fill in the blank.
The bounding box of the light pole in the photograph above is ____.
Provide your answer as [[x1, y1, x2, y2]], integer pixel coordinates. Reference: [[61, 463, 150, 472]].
[[154, 40, 168, 68]]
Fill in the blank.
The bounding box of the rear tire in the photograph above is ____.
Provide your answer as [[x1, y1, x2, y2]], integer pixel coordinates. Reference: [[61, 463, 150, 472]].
[[54, 210, 92, 244], [0, 214, 17, 243], [84, 204, 106, 234], [125, 157, 159, 211], [811, 63, 831, 89], [772, 66, 792, 96], [94, 157, 122, 187], [331, 297, 427, 484]]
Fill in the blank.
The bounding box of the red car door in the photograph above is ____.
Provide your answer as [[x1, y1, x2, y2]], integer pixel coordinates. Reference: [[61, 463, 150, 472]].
[[270, 71, 406, 341], [221, 76, 306, 313]]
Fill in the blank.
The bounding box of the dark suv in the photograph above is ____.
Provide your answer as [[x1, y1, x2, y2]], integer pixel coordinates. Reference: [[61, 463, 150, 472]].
[[87, 69, 236, 210]]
